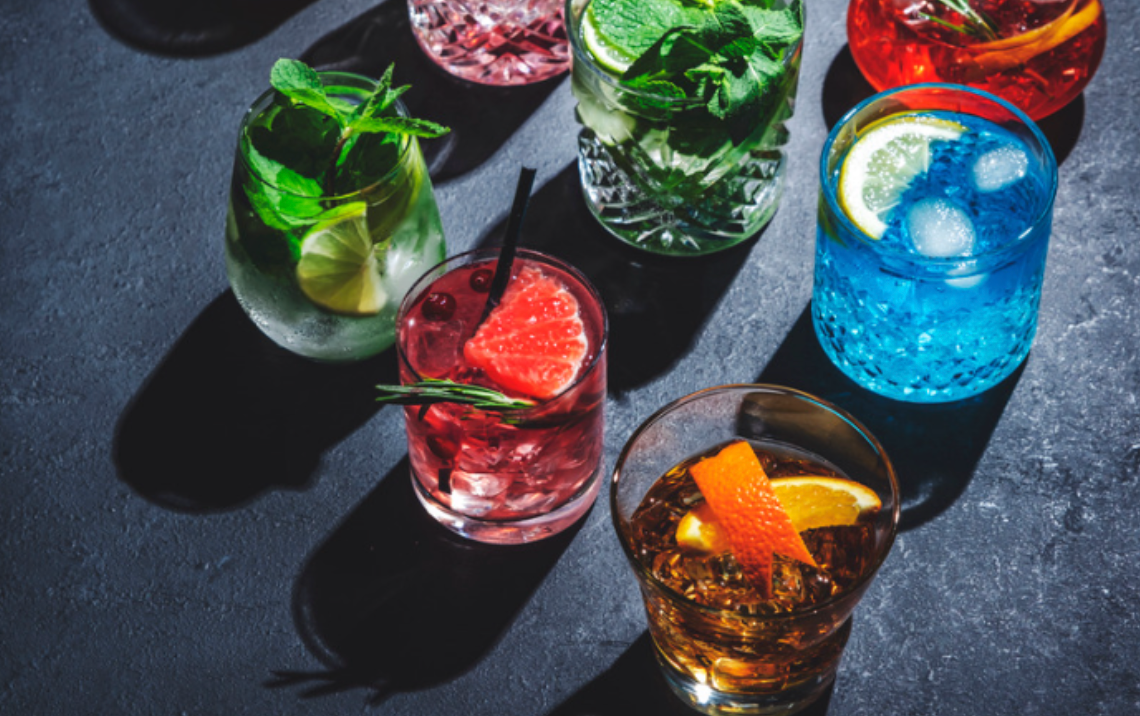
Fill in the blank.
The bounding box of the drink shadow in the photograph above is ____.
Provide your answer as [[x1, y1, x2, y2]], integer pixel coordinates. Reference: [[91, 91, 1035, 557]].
[[821, 45, 1084, 165], [113, 290, 390, 512], [300, 0, 563, 182], [475, 162, 761, 395], [543, 632, 834, 716], [274, 458, 582, 702], [756, 305, 1024, 531], [87, 0, 316, 57]]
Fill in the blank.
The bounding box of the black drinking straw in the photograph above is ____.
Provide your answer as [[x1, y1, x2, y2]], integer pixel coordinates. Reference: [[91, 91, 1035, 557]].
[[480, 166, 537, 324]]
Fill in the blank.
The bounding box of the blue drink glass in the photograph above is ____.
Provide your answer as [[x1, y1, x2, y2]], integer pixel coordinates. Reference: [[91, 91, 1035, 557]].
[[813, 84, 1058, 403]]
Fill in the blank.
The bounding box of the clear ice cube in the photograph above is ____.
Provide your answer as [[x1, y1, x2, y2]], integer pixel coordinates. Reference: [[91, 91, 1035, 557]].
[[972, 145, 1029, 192], [907, 198, 976, 258]]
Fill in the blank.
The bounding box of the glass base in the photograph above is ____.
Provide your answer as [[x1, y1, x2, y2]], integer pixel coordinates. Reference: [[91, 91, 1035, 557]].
[[577, 131, 785, 256], [655, 647, 837, 716], [408, 0, 569, 86], [410, 467, 601, 545]]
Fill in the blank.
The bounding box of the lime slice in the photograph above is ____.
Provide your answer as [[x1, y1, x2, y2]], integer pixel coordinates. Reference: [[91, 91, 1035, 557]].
[[581, 6, 636, 74], [296, 203, 386, 316], [838, 114, 967, 239]]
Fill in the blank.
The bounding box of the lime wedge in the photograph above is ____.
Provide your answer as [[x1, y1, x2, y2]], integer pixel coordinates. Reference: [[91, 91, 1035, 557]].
[[582, 6, 636, 74], [838, 114, 967, 239], [296, 203, 386, 316]]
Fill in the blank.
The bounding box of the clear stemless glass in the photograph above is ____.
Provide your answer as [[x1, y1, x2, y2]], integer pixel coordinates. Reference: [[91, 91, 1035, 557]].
[[813, 84, 1058, 403], [396, 248, 608, 544], [567, 0, 804, 256], [613, 385, 900, 715], [225, 72, 446, 362], [408, 0, 570, 85]]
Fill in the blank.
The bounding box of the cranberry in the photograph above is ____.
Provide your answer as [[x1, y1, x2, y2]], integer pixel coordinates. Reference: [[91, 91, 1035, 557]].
[[469, 268, 494, 293], [421, 292, 456, 321]]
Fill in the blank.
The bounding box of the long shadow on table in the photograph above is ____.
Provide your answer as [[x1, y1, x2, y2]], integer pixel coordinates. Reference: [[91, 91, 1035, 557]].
[[275, 459, 581, 702], [478, 163, 760, 394], [757, 305, 1024, 531], [88, 0, 315, 57], [114, 291, 389, 512], [544, 632, 834, 716], [300, 0, 563, 182], [821, 45, 1084, 165]]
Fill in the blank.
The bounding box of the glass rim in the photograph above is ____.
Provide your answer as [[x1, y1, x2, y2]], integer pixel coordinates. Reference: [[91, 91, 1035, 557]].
[[395, 246, 609, 410], [235, 70, 415, 202], [566, 0, 804, 106], [610, 383, 901, 624], [820, 82, 1058, 269]]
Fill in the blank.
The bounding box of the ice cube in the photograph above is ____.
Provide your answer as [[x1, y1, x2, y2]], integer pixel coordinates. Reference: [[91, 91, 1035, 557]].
[[907, 198, 976, 258], [450, 470, 511, 499], [972, 145, 1029, 192]]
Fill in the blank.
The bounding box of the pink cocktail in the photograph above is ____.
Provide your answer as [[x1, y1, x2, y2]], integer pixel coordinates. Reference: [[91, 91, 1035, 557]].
[[395, 248, 607, 544], [408, 0, 570, 86]]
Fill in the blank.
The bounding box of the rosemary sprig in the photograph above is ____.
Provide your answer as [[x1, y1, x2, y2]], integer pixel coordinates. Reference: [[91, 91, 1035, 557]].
[[919, 0, 1000, 42], [376, 379, 535, 411]]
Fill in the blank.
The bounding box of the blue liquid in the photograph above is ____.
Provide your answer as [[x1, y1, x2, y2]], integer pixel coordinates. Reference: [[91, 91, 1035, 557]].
[[813, 110, 1054, 403]]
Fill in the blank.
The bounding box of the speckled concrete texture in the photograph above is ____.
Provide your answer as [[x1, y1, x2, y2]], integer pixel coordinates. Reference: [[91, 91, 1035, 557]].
[[1, 1, 1138, 714]]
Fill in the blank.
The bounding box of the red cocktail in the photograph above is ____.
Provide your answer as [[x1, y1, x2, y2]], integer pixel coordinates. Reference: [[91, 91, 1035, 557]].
[[847, 0, 1106, 119], [395, 248, 607, 544]]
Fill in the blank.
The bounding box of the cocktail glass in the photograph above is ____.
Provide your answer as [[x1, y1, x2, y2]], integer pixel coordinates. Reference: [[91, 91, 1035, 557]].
[[567, 0, 803, 256], [847, 0, 1106, 119], [225, 71, 446, 362], [813, 83, 1057, 403], [612, 385, 900, 715], [408, 0, 570, 85], [396, 248, 608, 544]]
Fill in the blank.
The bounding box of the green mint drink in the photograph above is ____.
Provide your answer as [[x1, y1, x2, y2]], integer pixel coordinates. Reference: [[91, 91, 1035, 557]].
[[568, 0, 803, 255], [225, 61, 448, 362]]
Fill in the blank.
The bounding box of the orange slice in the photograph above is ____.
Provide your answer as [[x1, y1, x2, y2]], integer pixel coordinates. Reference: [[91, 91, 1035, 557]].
[[463, 266, 589, 401], [675, 502, 731, 554], [770, 476, 881, 532], [687, 441, 817, 596]]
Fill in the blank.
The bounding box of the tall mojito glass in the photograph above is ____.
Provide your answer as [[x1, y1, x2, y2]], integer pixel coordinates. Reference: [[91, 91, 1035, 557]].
[[613, 385, 900, 715], [569, 0, 803, 255], [813, 84, 1057, 403], [225, 63, 447, 362]]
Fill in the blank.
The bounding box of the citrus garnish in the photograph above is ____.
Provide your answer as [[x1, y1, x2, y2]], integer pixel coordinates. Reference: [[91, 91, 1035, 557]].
[[582, 7, 637, 74], [686, 441, 817, 597], [770, 476, 882, 531], [463, 266, 589, 401], [296, 203, 386, 316], [838, 113, 967, 239], [675, 502, 731, 554]]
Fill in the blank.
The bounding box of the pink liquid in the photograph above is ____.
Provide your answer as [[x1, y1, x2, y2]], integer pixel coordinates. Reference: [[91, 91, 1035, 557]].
[[397, 253, 606, 543], [408, 0, 570, 86]]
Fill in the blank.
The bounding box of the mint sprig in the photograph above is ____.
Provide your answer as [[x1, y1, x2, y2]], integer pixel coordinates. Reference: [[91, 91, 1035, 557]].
[[918, 0, 999, 41], [267, 60, 448, 197], [376, 379, 536, 411], [594, 0, 801, 143]]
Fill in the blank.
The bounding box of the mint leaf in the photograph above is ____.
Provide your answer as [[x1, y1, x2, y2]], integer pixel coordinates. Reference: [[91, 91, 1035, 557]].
[[589, 0, 696, 57], [354, 116, 450, 138], [242, 142, 325, 230], [269, 59, 345, 122], [739, 7, 802, 54]]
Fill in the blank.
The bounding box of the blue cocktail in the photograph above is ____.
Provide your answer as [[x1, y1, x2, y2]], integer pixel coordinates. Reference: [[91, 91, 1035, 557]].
[[813, 84, 1057, 403]]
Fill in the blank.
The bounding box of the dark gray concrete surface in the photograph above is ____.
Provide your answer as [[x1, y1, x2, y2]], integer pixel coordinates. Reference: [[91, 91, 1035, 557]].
[[2, 1, 1138, 714]]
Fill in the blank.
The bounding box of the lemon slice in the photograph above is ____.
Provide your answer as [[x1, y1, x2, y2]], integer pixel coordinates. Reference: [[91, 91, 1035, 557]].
[[296, 203, 386, 316], [838, 114, 967, 239], [770, 476, 882, 532], [581, 6, 636, 74]]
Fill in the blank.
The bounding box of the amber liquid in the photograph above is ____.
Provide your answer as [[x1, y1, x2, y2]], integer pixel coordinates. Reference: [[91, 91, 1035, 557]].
[[628, 440, 880, 695], [847, 0, 1106, 119]]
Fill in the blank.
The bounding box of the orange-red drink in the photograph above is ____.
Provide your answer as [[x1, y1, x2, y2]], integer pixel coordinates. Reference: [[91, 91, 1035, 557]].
[[847, 0, 1106, 119]]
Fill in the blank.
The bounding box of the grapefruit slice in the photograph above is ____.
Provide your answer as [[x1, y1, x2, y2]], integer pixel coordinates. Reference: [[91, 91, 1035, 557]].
[[687, 441, 817, 597], [463, 266, 589, 401]]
